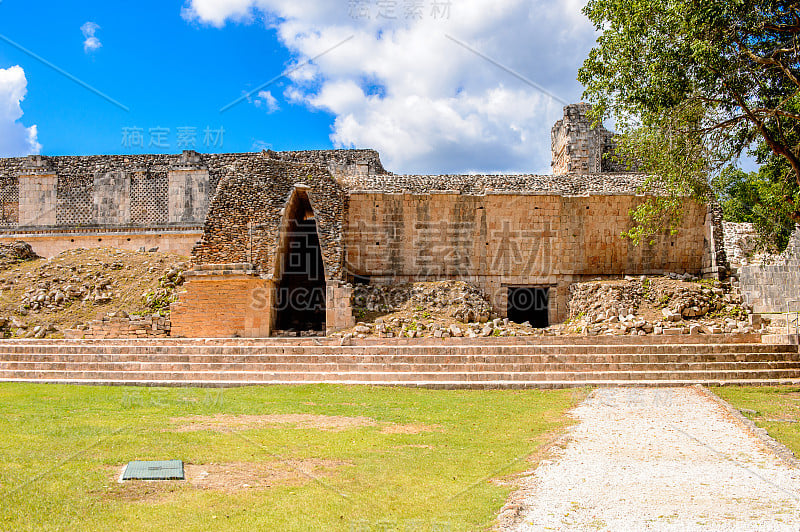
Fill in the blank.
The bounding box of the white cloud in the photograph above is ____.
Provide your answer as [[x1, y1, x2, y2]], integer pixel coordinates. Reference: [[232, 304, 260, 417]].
[[0, 66, 41, 157], [251, 139, 272, 151], [254, 90, 280, 113], [81, 22, 102, 53], [183, 0, 598, 173]]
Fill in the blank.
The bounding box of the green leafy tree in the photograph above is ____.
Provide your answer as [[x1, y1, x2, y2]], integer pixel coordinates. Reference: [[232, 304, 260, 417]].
[[579, 0, 800, 249], [713, 158, 799, 251]]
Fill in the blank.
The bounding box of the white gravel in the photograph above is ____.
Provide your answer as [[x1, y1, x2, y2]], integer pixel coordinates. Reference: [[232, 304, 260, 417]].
[[505, 387, 800, 531]]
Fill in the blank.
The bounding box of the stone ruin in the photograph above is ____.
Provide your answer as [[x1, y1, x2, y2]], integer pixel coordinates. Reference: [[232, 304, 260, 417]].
[[0, 104, 749, 337]]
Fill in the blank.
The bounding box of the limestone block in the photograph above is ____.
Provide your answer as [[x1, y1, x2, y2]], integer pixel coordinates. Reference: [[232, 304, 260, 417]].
[[168, 169, 209, 223], [19, 173, 57, 226], [94, 171, 131, 225]]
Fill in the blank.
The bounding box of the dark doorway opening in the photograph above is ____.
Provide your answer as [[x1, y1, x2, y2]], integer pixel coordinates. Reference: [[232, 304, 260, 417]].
[[507, 286, 549, 328], [276, 195, 326, 333]]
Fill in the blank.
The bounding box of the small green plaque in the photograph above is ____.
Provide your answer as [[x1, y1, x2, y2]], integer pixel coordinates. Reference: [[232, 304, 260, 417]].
[[122, 460, 184, 480]]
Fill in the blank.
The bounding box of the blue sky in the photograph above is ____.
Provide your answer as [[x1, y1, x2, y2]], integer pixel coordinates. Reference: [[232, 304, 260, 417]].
[[0, 0, 608, 173], [0, 0, 340, 157]]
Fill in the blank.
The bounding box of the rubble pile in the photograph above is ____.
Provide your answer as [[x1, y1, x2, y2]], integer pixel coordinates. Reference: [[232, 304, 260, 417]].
[[340, 281, 505, 338], [566, 276, 755, 336], [142, 266, 186, 314], [338, 275, 761, 339], [0, 241, 39, 270], [352, 281, 496, 323], [0, 246, 189, 338], [19, 269, 117, 313]]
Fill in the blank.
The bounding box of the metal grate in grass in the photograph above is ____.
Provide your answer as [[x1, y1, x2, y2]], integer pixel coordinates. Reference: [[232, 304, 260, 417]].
[[121, 460, 184, 481]]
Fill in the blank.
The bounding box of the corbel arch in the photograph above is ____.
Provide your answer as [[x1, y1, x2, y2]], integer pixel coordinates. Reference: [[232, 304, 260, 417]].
[[271, 184, 328, 333]]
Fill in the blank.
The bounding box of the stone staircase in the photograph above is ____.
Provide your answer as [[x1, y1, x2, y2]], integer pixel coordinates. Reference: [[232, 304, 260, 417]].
[[0, 335, 798, 388]]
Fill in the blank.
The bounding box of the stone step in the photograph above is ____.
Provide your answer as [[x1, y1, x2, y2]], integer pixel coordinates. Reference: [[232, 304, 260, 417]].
[[2, 352, 796, 364], [2, 378, 799, 389], [3, 369, 800, 382], [0, 333, 766, 346], [0, 343, 792, 356], [3, 361, 798, 372], [0, 337, 795, 389], [0, 351, 793, 364]]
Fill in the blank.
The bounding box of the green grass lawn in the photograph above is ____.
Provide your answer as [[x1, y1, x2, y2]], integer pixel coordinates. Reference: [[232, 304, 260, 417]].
[[713, 386, 800, 456], [0, 384, 584, 531]]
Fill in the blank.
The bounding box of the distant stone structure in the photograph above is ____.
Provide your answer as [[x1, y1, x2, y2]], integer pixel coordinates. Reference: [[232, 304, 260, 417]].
[[0, 104, 729, 337], [551, 103, 625, 175]]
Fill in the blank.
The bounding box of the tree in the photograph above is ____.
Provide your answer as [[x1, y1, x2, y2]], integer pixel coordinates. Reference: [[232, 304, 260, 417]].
[[578, 0, 800, 249], [712, 164, 798, 251]]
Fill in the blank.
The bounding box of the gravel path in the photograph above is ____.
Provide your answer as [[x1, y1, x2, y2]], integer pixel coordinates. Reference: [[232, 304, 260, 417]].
[[504, 387, 800, 531]]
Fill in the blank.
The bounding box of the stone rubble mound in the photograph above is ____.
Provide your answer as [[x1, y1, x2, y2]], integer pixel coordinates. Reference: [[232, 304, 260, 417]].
[[19, 268, 117, 313], [142, 266, 186, 313], [352, 281, 496, 323], [339, 275, 760, 339], [343, 281, 504, 338], [0, 246, 189, 338], [0, 241, 39, 270], [566, 276, 756, 336]]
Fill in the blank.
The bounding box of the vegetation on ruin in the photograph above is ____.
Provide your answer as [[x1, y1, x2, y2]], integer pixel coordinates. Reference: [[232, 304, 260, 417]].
[[0, 383, 584, 531], [713, 160, 799, 252], [579, 0, 800, 250], [713, 386, 800, 456]]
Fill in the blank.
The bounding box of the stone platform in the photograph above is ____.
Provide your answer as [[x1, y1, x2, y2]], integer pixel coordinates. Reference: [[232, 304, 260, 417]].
[[0, 335, 798, 389]]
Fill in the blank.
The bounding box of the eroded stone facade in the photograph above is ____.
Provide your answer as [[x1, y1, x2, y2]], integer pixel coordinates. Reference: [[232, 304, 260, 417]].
[[552, 103, 626, 175], [0, 104, 725, 337], [345, 192, 707, 324], [0, 149, 384, 257]]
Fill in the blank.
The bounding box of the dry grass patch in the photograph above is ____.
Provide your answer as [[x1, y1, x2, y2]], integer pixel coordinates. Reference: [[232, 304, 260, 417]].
[[185, 459, 348, 491], [170, 413, 379, 432], [170, 414, 443, 434]]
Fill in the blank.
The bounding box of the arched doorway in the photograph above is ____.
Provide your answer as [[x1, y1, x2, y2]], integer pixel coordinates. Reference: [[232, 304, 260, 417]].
[[274, 189, 326, 334]]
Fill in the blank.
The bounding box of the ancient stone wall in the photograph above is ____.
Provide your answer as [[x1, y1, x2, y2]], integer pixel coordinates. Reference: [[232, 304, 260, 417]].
[[0, 153, 214, 228], [66, 314, 171, 339], [0, 149, 383, 257], [344, 189, 707, 322], [266, 149, 388, 178], [169, 265, 274, 338], [735, 225, 800, 314], [722, 221, 758, 270], [193, 157, 348, 281], [701, 201, 728, 278], [0, 227, 202, 258], [0, 150, 384, 229]]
